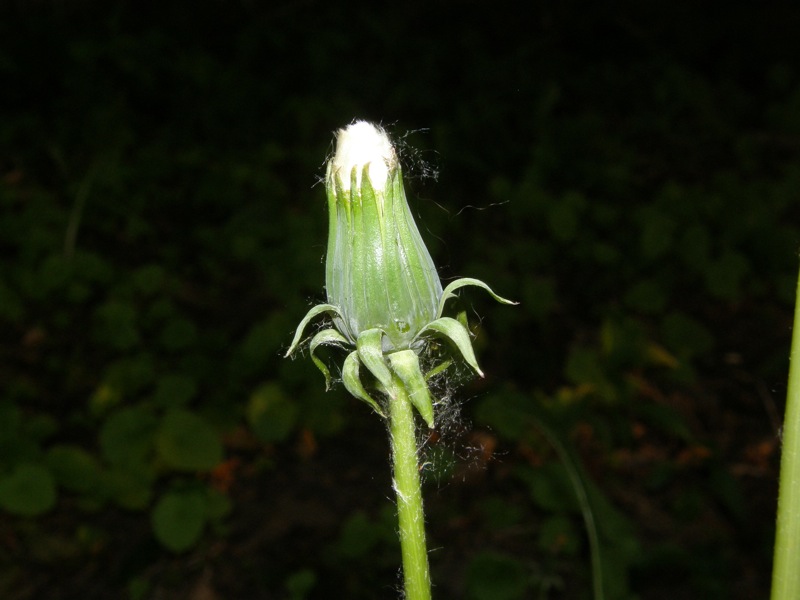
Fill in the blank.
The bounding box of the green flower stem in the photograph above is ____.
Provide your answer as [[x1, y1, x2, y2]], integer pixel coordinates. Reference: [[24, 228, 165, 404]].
[[388, 377, 432, 600], [771, 264, 800, 600]]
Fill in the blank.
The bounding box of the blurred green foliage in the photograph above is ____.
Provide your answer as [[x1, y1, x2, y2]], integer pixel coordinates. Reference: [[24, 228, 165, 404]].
[[0, 1, 797, 598]]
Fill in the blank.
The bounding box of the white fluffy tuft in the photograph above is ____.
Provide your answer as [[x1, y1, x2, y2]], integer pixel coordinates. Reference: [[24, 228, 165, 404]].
[[331, 120, 396, 191]]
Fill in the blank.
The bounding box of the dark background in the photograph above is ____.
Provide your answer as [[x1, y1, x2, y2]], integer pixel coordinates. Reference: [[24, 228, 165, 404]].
[[2, 1, 799, 598]]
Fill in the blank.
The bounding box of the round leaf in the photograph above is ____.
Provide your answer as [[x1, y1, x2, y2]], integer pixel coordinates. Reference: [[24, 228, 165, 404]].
[[156, 409, 222, 471], [151, 489, 206, 552], [0, 463, 57, 516], [246, 383, 298, 443], [99, 406, 158, 467], [46, 445, 105, 495]]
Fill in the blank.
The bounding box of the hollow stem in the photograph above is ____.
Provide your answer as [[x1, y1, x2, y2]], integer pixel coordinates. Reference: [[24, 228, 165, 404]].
[[771, 263, 800, 600], [388, 378, 432, 600]]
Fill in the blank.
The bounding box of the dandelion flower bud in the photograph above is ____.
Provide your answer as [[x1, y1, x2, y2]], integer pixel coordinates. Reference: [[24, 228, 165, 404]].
[[286, 120, 515, 422], [325, 121, 442, 351]]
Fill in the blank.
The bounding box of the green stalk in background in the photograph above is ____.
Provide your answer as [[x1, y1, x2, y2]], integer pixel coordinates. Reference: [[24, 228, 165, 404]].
[[771, 264, 800, 600], [286, 121, 514, 598]]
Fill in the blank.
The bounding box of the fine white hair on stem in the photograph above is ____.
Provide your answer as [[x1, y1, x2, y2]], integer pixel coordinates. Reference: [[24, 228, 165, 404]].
[[331, 120, 396, 192], [392, 478, 409, 505]]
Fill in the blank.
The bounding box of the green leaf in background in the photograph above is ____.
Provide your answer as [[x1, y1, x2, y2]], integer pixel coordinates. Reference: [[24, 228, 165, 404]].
[[0, 463, 57, 516], [127, 576, 151, 600], [46, 445, 106, 496], [159, 317, 198, 351], [93, 300, 141, 351], [99, 406, 158, 467], [0, 401, 21, 440], [88, 383, 123, 417], [230, 233, 259, 261], [156, 409, 222, 471], [37, 253, 72, 295], [705, 249, 749, 300], [204, 488, 232, 521], [107, 463, 156, 510], [465, 551, 529, 600], [237, 312, 292, 375], [0, 402, 41, 471], [0, 279, 23, 321], [300, 388, 345, 437], [639, 207, 675, 260], [520, 277, 557, 321], [624, 279, 668, 314], [337, 511, 382, 559], [473, 391, 530, 441], [284, 568, 317, 600], [708, 463, 746, 521], [539, 514, 581, 556], [152, 374, 197, 409], [246, 382, 298, 443], [515, 462, 579, 513], [0, 435, 40, 472], [591, 241, 621, 265], [634, 402, 694, 442], [600, 316, 647, 370], [678, 222, 712, 271], [131, 264, 166, 296], [661, 312, 714, 360], [564, 346, 618, 402], [480, 496, 523, 530], [151, 488, 207, 552], [547, 190, 586, 242], [24, 413, 59, 443], [104, 354, 156, 398]]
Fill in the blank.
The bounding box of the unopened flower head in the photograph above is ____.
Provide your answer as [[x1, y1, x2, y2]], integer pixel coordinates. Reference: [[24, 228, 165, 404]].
[[286, 120, 515, 425], [325, 121, 442, 351]]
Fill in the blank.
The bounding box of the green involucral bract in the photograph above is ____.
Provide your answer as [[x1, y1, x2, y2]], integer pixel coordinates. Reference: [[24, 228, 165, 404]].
[[326, 160, 441, 351], [285, 121, 515, 423]]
